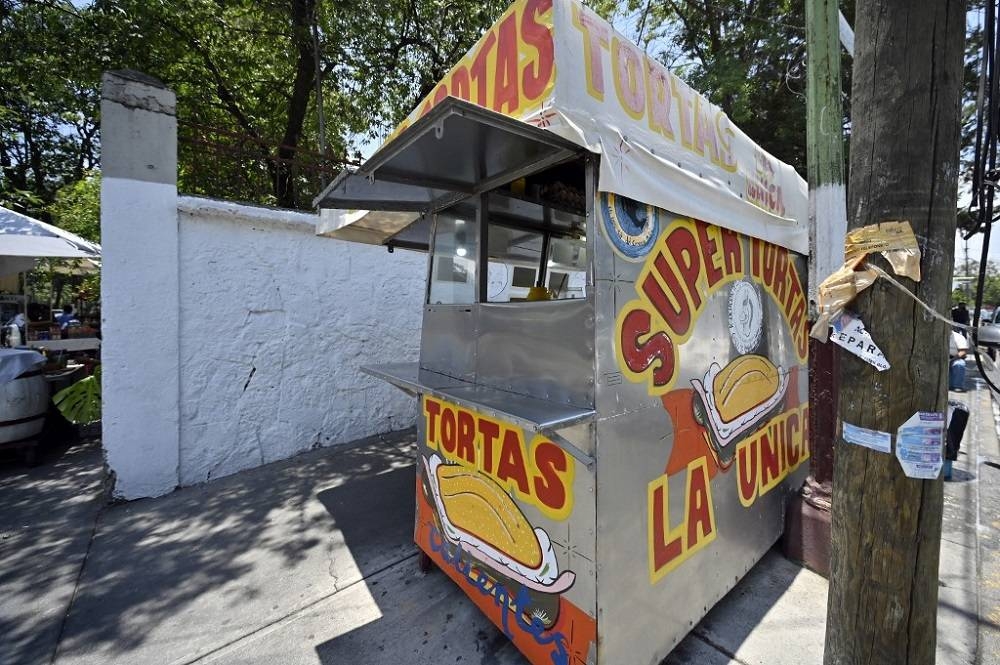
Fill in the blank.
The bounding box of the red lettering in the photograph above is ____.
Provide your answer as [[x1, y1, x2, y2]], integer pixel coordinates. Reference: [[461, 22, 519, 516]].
[[532, 441, 568, 511], [721, 229, 742, 274], [451, 66, 471, 101], [521, 0, 554, 100], [686, 463, 714, 545], [493, 14, 520, 114], [772, 247, 788, 306], [696, 221, 723, 288], [620, 308, 676, 387], [477, 419, 500, 474], [791, 299, 807, 358], [440, 407, 457, 454], [750, 237, 763, 278], [669, 75, 695, 147], [497, 429, 530, 494], [762, 243, 776, 287], [424, 398, 441, 444], [786, 413, 800, 468], [737, 441, 758, 505], [646, 255, 691, 334], [646, 60, 674, 139], [666, 227, 702, 310], [431, 84, 449, 108], [651, 482, 683, 570], [456, 410, 476, 464], [693, 96, 721, 163], [613, 37, 645, 116], [469, 31, 497, 107], [575, 8, 610, 98], [760, 427, 781, 487]]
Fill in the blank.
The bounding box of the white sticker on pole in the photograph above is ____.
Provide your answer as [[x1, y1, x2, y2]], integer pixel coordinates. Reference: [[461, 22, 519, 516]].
[[829, 312, 890, 371], [842, 421, 892, 453], [895, 412, 945, 479]]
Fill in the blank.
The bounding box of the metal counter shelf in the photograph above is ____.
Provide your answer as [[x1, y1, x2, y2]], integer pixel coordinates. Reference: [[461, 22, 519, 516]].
[[362, 361, 595, 466]]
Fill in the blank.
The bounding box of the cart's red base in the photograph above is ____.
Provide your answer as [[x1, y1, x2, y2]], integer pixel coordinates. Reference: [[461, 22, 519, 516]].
[[415, 483, 597, 665]]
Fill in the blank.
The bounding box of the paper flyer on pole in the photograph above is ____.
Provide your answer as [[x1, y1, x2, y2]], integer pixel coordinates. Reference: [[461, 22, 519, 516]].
[[829, 312, 890, 371], [895, 411, 945, 479], [842, 421, 892, 453]]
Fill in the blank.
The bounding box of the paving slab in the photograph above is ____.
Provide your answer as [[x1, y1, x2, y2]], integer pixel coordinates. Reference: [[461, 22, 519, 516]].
[[977, 364, 1000, 665], [0, 440, 105, 665], [7, 383, 992, 665], [689, 550, 827, 665], [53, 432, 419, 665]]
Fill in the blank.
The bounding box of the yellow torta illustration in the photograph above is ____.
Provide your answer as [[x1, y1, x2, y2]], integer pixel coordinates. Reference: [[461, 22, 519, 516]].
[[436, 464, 542, 568], [713, 355, 781, 423]]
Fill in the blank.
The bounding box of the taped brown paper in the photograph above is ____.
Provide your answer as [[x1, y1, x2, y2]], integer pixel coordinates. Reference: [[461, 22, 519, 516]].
[[810, 221, 921, 342]]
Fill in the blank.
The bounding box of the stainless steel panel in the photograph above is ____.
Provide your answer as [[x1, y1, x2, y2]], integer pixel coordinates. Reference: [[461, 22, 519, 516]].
[[590, 215, 810, 665], [476, 300, 595, 409], [361, 362, 464, 396], [420, 305, 477, 381], [413, 393, 598, 647], [438, 383, 595, 438], [593, 278, 662, 421], [314, 98, 582, 213]]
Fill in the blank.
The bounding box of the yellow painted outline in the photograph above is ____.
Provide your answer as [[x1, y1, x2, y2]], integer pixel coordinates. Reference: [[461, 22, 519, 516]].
[[420, 395, 575, 522], [735, 437, 759, 508], [572, 3, 609, 102], [648, 457, 717, 584], [616, 218, 746, 395], [611, 37, 645, 120]]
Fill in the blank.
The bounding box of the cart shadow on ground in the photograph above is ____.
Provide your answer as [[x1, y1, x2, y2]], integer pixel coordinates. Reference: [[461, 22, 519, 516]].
[[5, 430, 429, 665], [2, 426, 824, 665], [313, 488, 822, 665]]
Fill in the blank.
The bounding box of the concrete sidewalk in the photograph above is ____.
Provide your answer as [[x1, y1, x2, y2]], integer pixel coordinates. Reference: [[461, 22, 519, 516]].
[[0, 389, 995, 664]]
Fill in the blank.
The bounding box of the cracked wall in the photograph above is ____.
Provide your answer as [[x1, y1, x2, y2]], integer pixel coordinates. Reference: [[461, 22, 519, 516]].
[[175, 198, 424, 487]]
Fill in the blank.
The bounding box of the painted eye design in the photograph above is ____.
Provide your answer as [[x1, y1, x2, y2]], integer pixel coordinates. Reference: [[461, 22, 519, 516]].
[[600, 193, 659, 260], [729, 281, 763, 354]]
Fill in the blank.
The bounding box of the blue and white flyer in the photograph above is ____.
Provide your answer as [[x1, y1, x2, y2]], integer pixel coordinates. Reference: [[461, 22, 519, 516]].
[[895, 411, 945, 479]]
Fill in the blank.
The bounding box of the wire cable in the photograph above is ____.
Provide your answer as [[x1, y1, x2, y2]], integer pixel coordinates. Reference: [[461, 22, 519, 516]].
[[970, 0, 1000, 393]]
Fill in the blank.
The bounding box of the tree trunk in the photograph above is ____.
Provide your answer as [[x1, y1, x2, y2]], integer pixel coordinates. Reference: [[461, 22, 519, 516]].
[[824, 2, 965, 664], [273, 0, 317, 209]]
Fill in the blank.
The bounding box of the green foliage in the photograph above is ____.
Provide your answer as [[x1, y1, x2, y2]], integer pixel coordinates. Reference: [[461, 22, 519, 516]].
[[0, 1, 103, 218], [954, 260, 1000, 308], [588, 0, 835, 174], [53, 365, 102, 425], [48, 172, 100, 243], [1, 0, 506, 210]]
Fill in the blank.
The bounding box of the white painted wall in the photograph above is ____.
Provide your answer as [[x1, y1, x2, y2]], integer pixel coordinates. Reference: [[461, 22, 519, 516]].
[[101, 71, 425, 499], [175, 198, 424, 486], [101, 72, 181, 500]]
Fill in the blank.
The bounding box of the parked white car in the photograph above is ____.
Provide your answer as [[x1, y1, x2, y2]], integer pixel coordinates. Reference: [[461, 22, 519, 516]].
[[975, 309, 1000, 359]]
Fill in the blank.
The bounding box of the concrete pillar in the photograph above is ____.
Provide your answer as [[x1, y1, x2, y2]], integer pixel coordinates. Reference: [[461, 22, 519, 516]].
[[100, 71, 180, 499]]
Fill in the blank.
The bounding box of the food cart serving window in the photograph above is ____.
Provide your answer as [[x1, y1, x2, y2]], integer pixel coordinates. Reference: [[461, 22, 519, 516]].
[[314, 1, 810, 663]]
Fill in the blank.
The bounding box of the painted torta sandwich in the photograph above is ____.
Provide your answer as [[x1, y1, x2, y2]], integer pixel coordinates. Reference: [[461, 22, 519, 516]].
[[691, 354, 789, 466], [423, 454, 576, 595]]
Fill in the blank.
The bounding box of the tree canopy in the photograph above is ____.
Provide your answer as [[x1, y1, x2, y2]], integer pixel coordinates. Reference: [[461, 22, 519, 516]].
[[0, 0, 981, 221], [1, 0, 507, 212]]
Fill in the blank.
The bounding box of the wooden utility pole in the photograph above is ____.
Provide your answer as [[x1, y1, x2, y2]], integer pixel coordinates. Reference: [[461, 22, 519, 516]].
[[806, 0, 846, 486], [824, 1, 965, 664]]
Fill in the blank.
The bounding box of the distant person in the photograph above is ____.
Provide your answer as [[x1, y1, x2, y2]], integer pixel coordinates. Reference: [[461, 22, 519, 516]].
[[56, 304, 79, 339], [945, 399, 970, 481], [952, 301, 970, 335], [949, 329, 968, 392]]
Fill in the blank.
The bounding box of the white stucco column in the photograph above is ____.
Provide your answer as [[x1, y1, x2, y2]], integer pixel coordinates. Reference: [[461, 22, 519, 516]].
[[101, 70, 180, 499]]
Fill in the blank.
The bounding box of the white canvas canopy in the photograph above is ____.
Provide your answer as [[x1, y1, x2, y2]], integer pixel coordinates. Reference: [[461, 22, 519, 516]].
[[316, 0, 809, 255], [0, 206, 101, 277]]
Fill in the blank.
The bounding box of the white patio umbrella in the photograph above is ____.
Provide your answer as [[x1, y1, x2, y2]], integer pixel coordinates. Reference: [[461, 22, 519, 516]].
[[0, 206, 101, 277]]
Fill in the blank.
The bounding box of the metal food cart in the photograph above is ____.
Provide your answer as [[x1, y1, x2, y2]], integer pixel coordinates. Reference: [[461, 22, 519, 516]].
[[315, 1, 811, 663]]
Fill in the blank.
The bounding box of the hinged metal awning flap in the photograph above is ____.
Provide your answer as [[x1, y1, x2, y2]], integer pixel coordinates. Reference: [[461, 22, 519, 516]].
[[312, 98, 583, 217]]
